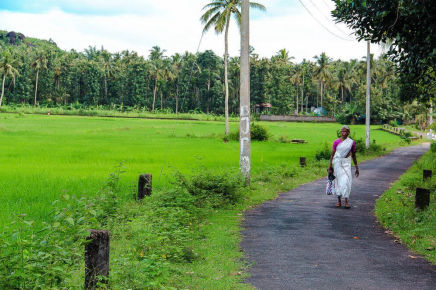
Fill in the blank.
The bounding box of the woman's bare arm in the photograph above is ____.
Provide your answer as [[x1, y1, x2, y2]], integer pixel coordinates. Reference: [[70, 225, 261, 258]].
[[352, 151, 359, 177], [328, 149, 335, 173]]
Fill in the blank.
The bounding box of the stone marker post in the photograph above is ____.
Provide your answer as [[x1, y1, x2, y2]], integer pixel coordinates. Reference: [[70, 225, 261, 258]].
[[415, 188, 430, 210], [423, 170, 432, 180], [138, 174, 152, 200], [85, 230, 110, 289]]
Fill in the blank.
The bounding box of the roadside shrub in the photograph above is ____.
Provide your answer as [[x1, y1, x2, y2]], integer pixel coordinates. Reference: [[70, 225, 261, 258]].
[[315, 142, 331, 160], [431, 142, 436, 153], [400, 131, 412, 144], [354, 138, 366, 153], [227, 130, 239, 141], [225, 123, 269, 142], [176, 168, 244, 208], [389, 120, 397, 127], [251, 123, 269, 141]]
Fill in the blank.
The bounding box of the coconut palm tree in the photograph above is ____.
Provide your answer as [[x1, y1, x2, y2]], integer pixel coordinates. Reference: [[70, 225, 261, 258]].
[[0, 49, 20, 107], [99, 49, 113, 104], [31, 49, 48, 107], [201, 0, 266, 135], [275, 49, 294, 64], [337, 61, 356, 103], [313, 52, 332, 108], [171, 53, 182, 114], [149, 46, 166, 111], [159, 57, 176, 110], [290, 66, 303, 114]]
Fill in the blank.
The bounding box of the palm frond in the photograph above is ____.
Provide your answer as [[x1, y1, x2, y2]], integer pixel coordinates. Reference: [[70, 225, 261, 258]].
[[202, 12, 221, 33], [249, 2, 266, 11], [200, 6, 221, 23], [201, 1, 224, 11], [215, 9, 230, 32]]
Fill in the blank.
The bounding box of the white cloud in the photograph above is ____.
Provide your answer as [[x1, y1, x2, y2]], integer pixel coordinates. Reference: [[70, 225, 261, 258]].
[[0, 0, 382, 61]]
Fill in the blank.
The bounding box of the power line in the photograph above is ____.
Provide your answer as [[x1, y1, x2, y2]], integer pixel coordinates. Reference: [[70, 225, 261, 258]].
[[320, 0, 333, 11], [296, 0, 354, 42], [306, 0, 355, 38]]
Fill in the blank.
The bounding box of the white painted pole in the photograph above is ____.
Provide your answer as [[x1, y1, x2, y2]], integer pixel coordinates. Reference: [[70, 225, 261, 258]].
[[365, 41, 371, 149], [240, 0, 251, 182]]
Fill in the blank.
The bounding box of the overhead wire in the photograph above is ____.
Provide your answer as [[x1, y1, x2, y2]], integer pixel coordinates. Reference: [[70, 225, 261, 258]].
[[296, 0, 355, 42], [306, 0, 355, 38], [320, 0, 333, 11]]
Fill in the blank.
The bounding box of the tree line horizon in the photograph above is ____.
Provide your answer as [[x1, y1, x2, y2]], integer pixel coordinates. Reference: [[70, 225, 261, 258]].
[[0, 30, 407, 123]]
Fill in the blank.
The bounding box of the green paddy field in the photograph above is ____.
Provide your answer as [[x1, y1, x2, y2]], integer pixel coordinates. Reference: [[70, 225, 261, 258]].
[[0, 113, 403, 227]]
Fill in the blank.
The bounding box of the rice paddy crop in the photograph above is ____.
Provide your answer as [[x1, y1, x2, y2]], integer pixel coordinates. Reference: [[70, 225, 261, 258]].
[[0, 113, 402, 227]]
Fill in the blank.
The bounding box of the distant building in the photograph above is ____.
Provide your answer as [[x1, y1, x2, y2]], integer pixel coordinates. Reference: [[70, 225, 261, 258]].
[[255, 102, 272, 113]]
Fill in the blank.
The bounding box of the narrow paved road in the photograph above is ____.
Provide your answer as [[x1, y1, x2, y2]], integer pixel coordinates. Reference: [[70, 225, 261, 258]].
[[241, 144, 435, 290]]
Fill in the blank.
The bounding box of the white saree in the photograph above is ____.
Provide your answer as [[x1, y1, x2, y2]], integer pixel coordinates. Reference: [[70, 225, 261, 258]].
[[333, 138, 354, 198]]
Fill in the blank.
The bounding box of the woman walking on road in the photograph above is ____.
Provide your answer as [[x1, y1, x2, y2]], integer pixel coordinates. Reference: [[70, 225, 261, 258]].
[[328, 125, 359, 208]]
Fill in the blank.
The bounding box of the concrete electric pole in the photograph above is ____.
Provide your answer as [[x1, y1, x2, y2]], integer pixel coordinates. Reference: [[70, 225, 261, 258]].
[[240, 0, 251, 182], [365, 40, 371, 149]]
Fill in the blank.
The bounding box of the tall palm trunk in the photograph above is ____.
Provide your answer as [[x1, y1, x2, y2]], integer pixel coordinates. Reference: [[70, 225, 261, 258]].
[[207, 77, 211, 114], [0, 74, 5, 107], [301, 74, 304, 112], [305, 93, 308, 112], [175, 83, 179, 114], [104, 75, 108, 103], [296, 84, 299, 114], [160, 90, 163, 110], [320, 81, 324, 108], [152, 76, 157, 111], [224, 17, 230, 135], [34, 69, 39, 107], [341, 86, 344, 102]]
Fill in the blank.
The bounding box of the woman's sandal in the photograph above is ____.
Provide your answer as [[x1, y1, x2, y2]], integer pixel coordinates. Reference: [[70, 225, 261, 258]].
[[336, 201, 341, 207], [344, 203, 351, 209]]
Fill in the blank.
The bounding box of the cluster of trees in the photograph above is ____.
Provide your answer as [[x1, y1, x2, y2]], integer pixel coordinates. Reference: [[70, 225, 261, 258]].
[[0, 30, 404, 122], [333, 0, 435, 102]]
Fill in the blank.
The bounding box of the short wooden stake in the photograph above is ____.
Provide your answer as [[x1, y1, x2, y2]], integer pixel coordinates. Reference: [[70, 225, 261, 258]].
[[138, 174, 152, 199], [423, 170, 432, 180], [85, 230, 110, 289], [299, 157, 306, 167], [415, 188, 430, 210]]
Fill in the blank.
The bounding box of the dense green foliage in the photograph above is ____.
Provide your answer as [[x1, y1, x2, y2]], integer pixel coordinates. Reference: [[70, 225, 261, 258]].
[[0, 30, 411, 123], [376, 149, 435, 264], [315, 142, 332, 160], [332, 0, 435, 102], [225, 122, 269, 141]]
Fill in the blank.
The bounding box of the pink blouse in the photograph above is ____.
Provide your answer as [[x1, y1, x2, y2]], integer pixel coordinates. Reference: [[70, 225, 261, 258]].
[[332, 138, 356, 153]]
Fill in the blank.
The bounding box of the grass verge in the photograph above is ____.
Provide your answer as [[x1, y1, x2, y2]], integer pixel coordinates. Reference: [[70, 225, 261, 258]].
[[375, 145, 435, 264]]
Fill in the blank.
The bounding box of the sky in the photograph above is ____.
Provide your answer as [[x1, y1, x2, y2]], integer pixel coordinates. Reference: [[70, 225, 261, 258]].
[[0, 0, 382, 61]]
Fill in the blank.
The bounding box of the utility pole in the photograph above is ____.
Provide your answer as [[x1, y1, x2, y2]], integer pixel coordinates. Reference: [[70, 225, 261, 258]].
[[240, 0, 251, 182], [365, 40, 371, 149]]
